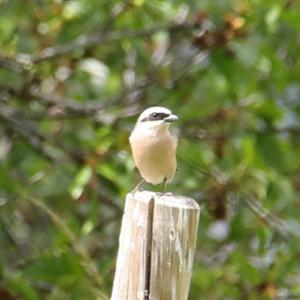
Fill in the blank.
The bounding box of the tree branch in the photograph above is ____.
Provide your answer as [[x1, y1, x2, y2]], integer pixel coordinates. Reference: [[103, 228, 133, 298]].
[[241, 194, 293, 240], [32, 23, 193, 63], [0, 104, 61, 163]]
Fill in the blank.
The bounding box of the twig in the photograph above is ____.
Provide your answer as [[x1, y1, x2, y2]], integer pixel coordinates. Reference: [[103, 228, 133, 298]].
[[0, 104, 60, 163], [195, 243, 236, 267], [29, 77, 151, 114], [0, 55, 31, 72], [32, 23, 192, 63], [241, 194, 293, 240], [0, 99, 89, 165], [1, 76, 151, 122], [96, 179, 123, 215]]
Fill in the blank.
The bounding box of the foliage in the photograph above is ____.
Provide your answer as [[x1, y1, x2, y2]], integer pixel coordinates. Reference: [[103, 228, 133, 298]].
[[1, 0, 300, 299]]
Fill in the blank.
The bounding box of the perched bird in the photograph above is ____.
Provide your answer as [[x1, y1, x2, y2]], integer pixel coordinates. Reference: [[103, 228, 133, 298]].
[[129, 106, 178, 192]]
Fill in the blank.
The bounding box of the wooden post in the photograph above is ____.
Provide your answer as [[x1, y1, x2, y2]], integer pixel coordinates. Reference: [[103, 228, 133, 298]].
[[111, 191, 200, 300]]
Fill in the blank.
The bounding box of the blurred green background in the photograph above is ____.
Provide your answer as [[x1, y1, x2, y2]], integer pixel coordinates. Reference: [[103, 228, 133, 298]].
[[1, 0, 300, 299]]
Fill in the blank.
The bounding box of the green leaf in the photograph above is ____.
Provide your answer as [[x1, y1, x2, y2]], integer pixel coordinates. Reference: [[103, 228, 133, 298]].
[[231, 251, 261, 285], [69, 166, 93, 199], [23, 253, 84, 284], [265, 4, 282, 32], [256, 134, 285, 170], [6, 276, 39, 300]]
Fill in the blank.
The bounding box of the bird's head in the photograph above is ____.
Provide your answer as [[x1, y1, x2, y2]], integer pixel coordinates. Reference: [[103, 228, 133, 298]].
[[134, 106, 178, 133]]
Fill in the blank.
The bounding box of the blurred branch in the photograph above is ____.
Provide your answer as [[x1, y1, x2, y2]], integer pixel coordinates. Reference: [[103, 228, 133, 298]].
[[0, 96, 89, 164], [28, 78, 151, 116], [26, 196, 109, 300], [0, 217, 22, 251], [186, 126, 300, 144], [32, 23, 193, 63], [0, 103, 60, 162], [95, 214, 120, 231], [0, 76, 151, 122], [0, 55, 31, 73], [268, 126, 300, 135], [195, 243, 236, 267], [181, 101, 300, 141], [95, 177, 123, 215], [241, 194, 293, 240]]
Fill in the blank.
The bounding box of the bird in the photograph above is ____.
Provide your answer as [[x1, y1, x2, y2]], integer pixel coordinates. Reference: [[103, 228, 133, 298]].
[[129, 106, 178, 192]]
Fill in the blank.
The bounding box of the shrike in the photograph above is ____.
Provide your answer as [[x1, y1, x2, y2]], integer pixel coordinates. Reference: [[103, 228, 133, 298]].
[[129, 106, 178, 192]]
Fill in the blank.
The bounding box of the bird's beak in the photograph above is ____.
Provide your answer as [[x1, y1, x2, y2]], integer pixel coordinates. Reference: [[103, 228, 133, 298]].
[[163, 114, 178, 123]]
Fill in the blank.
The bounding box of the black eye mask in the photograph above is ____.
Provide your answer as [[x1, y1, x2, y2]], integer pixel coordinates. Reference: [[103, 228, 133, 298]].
[[141, 112, 170, 122]]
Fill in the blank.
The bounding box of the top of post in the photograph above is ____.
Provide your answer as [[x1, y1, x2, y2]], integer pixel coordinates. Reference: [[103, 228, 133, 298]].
[[127, 190, 200, 210]]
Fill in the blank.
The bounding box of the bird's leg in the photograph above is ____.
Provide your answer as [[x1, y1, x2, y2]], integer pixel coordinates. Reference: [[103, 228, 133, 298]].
[[163, 178, 173, 195], [164, 178, 167, 194], [131, 179, 145, 193]]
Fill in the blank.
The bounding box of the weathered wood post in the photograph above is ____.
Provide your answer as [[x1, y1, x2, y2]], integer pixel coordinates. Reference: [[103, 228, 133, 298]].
[[111, 190, 200, 300]]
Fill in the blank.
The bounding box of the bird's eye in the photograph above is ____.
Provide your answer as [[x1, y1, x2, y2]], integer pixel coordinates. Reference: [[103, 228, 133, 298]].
[[151, 113, 159, 119]]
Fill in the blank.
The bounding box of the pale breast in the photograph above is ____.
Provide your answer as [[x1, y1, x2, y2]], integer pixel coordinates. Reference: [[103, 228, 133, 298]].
[[129, 132, 177, 185]]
